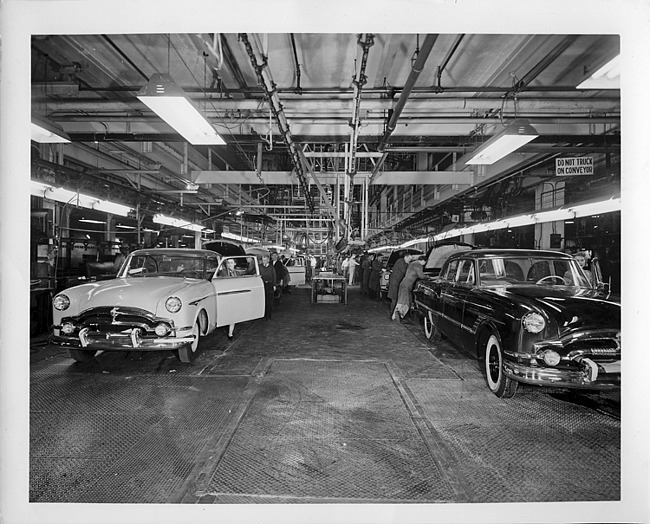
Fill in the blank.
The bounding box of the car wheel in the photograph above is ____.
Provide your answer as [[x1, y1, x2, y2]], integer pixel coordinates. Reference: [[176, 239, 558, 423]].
[[176, 320, 201, 363], [69, 349, 98, 362], [484, 333, 518, 398], [423, 311, 435, 339]]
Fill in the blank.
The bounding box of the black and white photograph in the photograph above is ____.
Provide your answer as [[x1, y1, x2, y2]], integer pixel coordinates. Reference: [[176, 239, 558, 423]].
[[1, 1, 648, 523]]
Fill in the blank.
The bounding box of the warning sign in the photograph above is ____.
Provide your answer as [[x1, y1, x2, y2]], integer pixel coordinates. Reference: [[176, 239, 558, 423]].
[[556, 157, 593, 176]]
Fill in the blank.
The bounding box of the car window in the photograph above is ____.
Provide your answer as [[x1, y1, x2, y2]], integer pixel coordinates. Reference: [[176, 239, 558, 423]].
[[124, 253, 209, 279], [475, 256, 592, 287], [456, 259, 475, 284], [216, 255, 258, 278], [442, 259, 460, 281]]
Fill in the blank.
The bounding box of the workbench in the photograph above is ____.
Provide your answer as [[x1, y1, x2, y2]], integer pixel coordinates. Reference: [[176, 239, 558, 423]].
[[310, 273, 348, 304]]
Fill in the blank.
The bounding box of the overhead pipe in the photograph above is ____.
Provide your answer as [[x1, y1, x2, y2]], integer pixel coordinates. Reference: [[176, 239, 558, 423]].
[[240, 32, 347, 235], [348, 34, 374, 240], [239, 33, 315, 212], [434, 34, 464, 92], [377, 34, 439, 152], [369, 34, 438, 183], [289, 34, 303, 95]]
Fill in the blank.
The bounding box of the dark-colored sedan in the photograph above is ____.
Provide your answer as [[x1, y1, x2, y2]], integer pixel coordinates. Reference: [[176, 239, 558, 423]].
[[412, 248, 620, 398]]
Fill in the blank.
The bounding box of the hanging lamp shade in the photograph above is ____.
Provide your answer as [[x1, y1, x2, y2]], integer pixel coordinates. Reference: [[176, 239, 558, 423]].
[[465, 119, 538, 165], [137, 73, 225, 145]]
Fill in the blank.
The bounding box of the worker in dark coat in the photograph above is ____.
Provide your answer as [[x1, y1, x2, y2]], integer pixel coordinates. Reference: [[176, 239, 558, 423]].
[[258, 254, 277, 319], [368, 253, 384, 300], [360, 253, 372, 295], [387, 252, 414, 317], [271, 252, 290, 300]]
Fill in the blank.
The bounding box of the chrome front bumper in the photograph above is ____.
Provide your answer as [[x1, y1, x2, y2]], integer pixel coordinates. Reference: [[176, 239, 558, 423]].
[[51, 327, 195, 351], [504, 359, 620, 390]]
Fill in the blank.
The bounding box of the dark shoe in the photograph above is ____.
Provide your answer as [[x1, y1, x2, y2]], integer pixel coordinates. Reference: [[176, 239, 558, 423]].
[[228, 335, 234, 340]]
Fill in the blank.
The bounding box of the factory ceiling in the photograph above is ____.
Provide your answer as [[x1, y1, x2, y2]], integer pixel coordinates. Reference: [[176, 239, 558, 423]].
[[30, 32, 620, 244]]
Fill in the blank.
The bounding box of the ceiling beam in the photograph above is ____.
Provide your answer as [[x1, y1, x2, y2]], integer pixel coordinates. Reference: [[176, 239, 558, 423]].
[[192, 170, 474, 185]]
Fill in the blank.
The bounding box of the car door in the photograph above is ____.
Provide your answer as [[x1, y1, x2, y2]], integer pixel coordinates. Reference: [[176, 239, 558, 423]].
[[441, 257, 475, 343], [211, 255, 265, 327], [436, 258, 461, 335]]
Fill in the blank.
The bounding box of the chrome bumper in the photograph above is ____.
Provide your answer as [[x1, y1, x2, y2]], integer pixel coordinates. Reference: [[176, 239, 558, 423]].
[[504, 359, 620, 390], [50, 327, 195, 351]]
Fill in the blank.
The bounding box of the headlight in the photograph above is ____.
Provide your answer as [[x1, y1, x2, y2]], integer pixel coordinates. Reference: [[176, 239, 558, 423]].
[[541, 350, 561, 366], [165, 296, 182, 313], [522, 312, 546, 333], [53, 294, 70, 311]]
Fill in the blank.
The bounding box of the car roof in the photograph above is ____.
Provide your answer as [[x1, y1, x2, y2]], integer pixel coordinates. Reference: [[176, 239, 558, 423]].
[[446, 248, 573, 260]]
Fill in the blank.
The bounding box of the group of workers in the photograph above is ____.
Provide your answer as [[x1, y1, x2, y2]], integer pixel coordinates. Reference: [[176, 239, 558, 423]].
[[353, 250, 427, 320]]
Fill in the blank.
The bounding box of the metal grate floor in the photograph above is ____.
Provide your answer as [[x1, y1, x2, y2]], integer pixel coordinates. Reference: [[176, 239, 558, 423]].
[[192, 359, 466, 503], [30, 372, 249, 503], [407, 377, 621, 502]]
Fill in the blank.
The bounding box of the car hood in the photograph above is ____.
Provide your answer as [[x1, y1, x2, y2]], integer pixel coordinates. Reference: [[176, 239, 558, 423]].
[[490, 285, 620, 331], [63, 277, 200, 313]]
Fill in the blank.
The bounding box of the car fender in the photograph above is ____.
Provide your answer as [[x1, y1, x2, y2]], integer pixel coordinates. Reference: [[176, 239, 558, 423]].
[[474, 318, 505, 360]]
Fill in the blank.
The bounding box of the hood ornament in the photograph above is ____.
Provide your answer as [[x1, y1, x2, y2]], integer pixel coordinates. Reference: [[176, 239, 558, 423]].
[[110, 307, 120, 323]]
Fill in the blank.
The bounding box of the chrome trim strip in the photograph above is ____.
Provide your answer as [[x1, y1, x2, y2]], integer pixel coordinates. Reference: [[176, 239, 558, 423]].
[[188, 294, 212, 306], [217, 289, 252, 296]]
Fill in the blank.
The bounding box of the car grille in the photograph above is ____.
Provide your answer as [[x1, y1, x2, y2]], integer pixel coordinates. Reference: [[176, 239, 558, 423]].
[[73, 306, 159, 332], [564, 332, 620, 360]]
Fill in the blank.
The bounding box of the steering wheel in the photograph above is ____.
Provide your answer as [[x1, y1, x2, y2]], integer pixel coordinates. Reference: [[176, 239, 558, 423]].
[[536, 275, 567, 285]]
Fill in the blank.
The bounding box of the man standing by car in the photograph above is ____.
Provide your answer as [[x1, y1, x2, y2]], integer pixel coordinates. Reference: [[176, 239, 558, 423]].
[[270, 252, 290, 301], [388, 252, 413, 317], [259, 254, 277, 320]]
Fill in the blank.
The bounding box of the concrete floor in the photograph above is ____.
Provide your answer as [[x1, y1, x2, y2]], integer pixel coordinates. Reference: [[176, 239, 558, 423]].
[[30, 284, 621, 504]]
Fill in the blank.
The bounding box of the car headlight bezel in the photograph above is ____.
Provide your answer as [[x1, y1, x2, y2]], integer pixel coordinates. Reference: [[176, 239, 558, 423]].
[[165, 296, 182, 313], [53, 294, 70, 311], [541, 349, 562, 366], [522, 312, 546, 333]]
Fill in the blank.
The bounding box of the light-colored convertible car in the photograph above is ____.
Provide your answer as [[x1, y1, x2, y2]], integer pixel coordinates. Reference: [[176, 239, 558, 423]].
[[50, 248, 264, 363]]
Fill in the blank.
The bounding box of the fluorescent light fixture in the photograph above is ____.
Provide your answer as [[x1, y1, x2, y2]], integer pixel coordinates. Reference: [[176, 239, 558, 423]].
[[31, 115, 71, 143], [534, 208, 575, 223], [401, 238, 426, 248], [153, 214, 204, 232], [431, 198, 620, 242], [466, 119, 538, 165], [116, 224, 137, 230], [78, 218, 106, 225], [93, 199, 133, 217], [31, 180, 133, 217], [571, 197, 621, 217], [221, 232, 260, 243], [576, 54, 620, 90], [504, 214, 535, 228], [137, 73, 226, 145]]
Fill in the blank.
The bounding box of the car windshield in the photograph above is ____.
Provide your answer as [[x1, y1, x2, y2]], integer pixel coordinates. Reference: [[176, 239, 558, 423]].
[[121, 253, 216, 279], [476, 256, 592, 288]]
